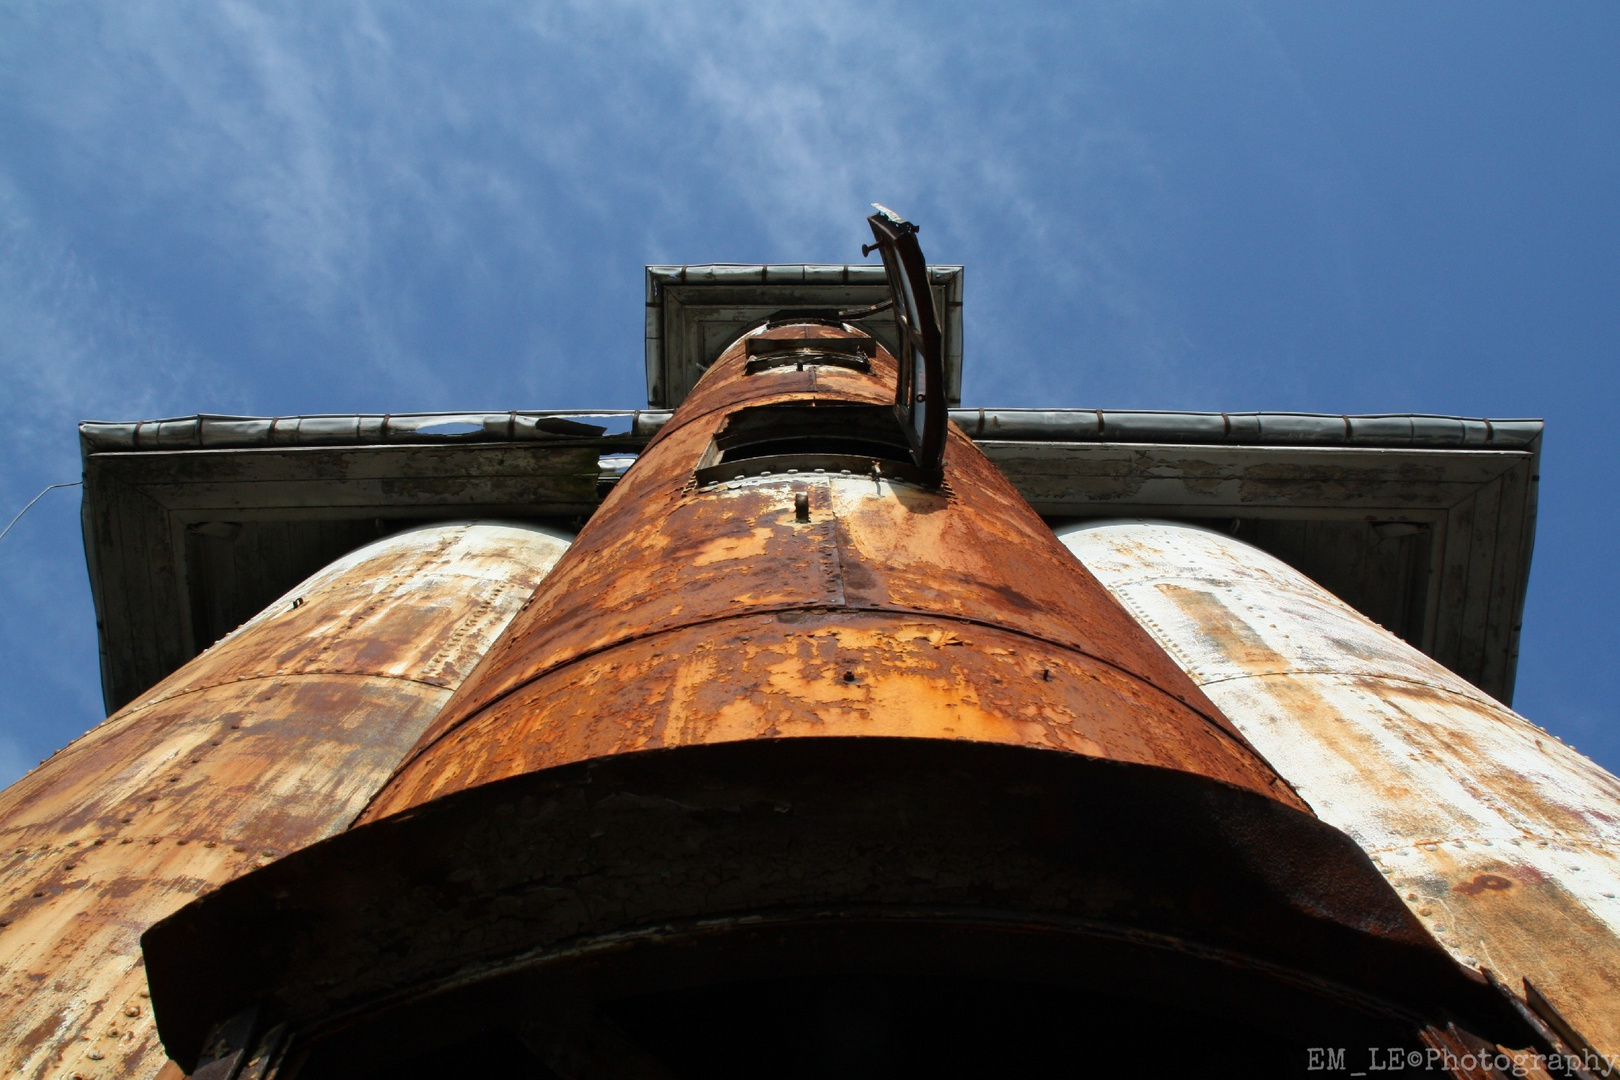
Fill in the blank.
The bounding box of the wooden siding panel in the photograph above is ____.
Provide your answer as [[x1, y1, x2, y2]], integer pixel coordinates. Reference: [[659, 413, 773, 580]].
[[1431, 492, 1477, 678], [1479, 460, 1531, 702], [1456, 475, 1504, 687]]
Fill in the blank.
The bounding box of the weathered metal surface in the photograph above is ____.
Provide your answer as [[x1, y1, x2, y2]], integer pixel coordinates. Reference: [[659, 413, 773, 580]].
[[0, 521, 571, 1080], [1058, 519, 1620, 1062], [81, 442, 611, 711], [1000, 441, 1539, 704], [363, 326, 1301, 823], [137, 322, 1556, 1072], [148, 740, 1537, 1074]]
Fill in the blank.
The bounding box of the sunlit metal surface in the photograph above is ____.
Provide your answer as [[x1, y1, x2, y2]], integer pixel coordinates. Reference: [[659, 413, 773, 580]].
[[139, 329, 1545, 1075], [1058, 519, 1620, 1058], [0, 522, 571, 1080], [363, 329, 1296, 821]]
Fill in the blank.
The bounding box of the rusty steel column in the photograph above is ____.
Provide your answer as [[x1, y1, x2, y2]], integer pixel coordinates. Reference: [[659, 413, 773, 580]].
[[1058, 519, 1620, 1060], [139, 328, 1547, 1076], [0, 521, 571, 1080]]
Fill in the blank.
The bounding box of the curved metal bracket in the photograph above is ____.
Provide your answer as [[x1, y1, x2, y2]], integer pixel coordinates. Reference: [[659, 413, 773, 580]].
[[865, 205, 947, 485]]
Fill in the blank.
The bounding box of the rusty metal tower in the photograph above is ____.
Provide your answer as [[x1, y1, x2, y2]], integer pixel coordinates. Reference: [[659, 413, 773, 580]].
[[2, 209, 1615, 1078]]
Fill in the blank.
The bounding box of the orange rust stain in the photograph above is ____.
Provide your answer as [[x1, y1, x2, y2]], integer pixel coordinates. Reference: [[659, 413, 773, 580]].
[[1406, 849, 1620, 1057], [365, 328, 1302, 827], [366, 612, 1286, 819], [1454, 874, 1514, 896], [1152, 584, 1292, 676], [1374, 679, 1620, 845], [0, 523, 567, 1079], [691, 525, 780, 566]]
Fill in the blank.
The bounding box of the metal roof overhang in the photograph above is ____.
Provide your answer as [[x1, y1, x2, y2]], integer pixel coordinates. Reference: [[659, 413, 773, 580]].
[[78, 408, 1539, 714], [645, 264, 965, 409]]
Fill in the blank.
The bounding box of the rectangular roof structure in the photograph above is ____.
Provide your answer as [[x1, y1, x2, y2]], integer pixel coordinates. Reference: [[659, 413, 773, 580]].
[[78, 408, 1539, 714], [645, 264, 964, 409]]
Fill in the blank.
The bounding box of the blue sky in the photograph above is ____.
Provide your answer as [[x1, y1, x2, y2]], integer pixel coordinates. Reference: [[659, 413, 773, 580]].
[[1, 2, 1616, 783]]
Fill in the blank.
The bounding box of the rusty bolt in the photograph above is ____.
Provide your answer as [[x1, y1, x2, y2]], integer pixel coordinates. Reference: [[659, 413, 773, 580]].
[[123, 1005, 140, 1017]]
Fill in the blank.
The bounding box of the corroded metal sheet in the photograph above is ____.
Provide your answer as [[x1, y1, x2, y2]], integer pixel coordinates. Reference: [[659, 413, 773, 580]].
[[370, 609, 1287, 813], [0, 522, 571, 1080], [1058, 520, 1620, 1059], [365, 327, 1303, 824]]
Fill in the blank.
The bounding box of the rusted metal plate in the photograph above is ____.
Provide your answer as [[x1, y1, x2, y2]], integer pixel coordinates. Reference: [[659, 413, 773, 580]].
[[151, 739, 1532, 1073], [0, 522, 571, 1080], [1058, 520, 1620, 1061], [368, 328, 1304, 825], [367, 610, 1292, 816]]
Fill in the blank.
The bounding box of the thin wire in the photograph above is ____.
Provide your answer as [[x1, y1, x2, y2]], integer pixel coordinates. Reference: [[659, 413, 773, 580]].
[[0, 482, 82, 546]]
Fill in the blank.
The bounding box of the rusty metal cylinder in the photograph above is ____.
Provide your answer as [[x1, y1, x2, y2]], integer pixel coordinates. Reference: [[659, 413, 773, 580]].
[[362, 329, 1298, 821], [136, 333, 1554, 1077], [0, 521, 571, 1079], [1057, 518, 1620, 1058]]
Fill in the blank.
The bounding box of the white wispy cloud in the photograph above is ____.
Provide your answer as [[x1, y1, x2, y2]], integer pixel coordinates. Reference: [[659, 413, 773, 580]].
[[0, 0, 1387, 777]]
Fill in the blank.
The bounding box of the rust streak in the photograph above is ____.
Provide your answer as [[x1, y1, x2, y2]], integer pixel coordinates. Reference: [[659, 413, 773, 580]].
[[0, 522, 570, 1079], [365, 328, 1306, 825]]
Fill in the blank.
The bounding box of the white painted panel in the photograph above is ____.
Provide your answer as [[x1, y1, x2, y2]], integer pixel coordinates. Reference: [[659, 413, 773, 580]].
[[1058, 519, 1620, 1059]]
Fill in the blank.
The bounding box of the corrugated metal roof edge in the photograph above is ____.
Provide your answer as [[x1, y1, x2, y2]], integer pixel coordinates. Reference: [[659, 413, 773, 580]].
[[80, 409, 1543, 457], [77, 411, 657, 456], [951, 409, 1543, 449]]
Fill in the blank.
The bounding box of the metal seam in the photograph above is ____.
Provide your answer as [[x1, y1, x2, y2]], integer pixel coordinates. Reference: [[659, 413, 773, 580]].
[[385, 605, 1249, 785], [1191, 667, 1509, 706], [108, 670, 457, 723]]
